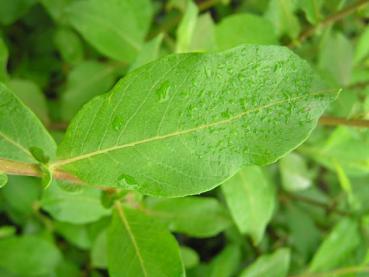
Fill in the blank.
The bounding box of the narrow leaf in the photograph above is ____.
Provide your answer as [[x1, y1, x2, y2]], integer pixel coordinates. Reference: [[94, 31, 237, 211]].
[[55, 45, 336, 197], [176, 1, 198, 53], [107, 203, 184, 277], [309, 218, 361, 272], [240, 248, 290, 277]]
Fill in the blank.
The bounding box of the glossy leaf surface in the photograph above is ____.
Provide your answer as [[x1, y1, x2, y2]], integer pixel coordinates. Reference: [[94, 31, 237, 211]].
[[55, 45, 335, 197]]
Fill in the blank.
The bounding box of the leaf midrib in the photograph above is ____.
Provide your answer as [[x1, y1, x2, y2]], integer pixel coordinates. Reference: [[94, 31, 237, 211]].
[[0, 131, 34, 160], [53, 90, 331, 168], [115, 203, 148, 277]]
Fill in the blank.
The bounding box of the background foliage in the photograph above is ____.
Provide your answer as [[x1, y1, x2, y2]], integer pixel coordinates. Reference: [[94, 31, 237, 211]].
[[0, 0, 369, 276]]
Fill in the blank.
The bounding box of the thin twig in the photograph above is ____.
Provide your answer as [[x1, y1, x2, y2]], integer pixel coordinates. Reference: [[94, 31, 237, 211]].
[[319, 116, 369, 128], [289, 0, 369, 47], [0, 158, 115, 192], [280, 192, 351, 216], [290, 266, 369, 277]]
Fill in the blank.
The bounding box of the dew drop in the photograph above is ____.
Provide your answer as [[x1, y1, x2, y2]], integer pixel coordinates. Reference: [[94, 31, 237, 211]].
[[156, 81, 171, 103], [112, 115, 124, 131]]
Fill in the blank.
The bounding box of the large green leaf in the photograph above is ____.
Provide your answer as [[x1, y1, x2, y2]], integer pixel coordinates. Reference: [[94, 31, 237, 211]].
[[222, 166, 275, 244], [146, 196, 231, 238], [0, 236, 61, 276], [0, 83, 56, 163], [215, 13, 277, 50], [54, 45, 336, 197], [107, 204, 184, 277], [240, 248, 290, 277], [66, 0, 153, 62]]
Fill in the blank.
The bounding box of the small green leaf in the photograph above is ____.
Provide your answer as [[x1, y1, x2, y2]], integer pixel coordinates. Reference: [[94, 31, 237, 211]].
[[280, 152, 312, 191], [215, 13, 277, 50], [60, 61, 119, 121], [1, 176, 41, 222], [129, 34, 164, 72], [222, 166, 275, 244], [297, 0, 323, 24], [91, 230, 108, 269], [189, 13, 216, 52], [107, 204, 185, 277], [55, 222, 92, 250], [354, 25, 369, 64], [54, 27, 84, 65], [180, 246, 199, 269], [319, 31, 353, 86], [209, 245, 241, 277], [0, 236, 62, 276], [41, 181, 111, 224], [66, 0, 153, 62], [309, 127, 369, 175], [265, 0, 300, 39], [176, 1, 198, 53], [240, 248, 290, 277], [55, 45, 336, 197], [309, 218, 361, 272], [7, 78, 50, 124], [146, 196, 231, 238]]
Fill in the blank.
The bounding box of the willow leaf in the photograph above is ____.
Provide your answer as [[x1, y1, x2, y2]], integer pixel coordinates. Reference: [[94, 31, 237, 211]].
[[107, 204, 184, 277], [0, 83, 56, 163], [54, 45, 336, 197]]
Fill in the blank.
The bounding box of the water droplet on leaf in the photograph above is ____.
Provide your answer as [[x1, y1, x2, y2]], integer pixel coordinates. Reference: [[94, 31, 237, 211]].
[[112, 115, 124, 131], [156, 81, 171, 103]]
